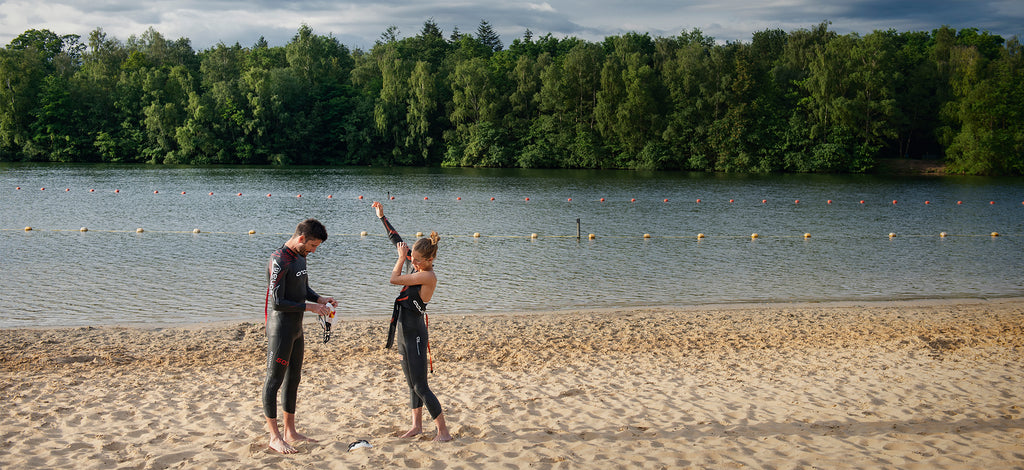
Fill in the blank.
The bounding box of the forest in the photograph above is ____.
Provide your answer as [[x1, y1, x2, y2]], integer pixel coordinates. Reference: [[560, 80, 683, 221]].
[[0, 21, 1021, 175]]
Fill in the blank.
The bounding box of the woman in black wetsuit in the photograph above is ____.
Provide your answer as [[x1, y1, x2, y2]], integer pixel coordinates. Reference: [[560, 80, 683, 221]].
[[372, 201, 452, 442]]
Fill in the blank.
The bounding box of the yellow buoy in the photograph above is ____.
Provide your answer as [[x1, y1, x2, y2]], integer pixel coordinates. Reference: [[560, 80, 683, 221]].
[[416, 231, 423, 237], [751, 233, 759, 239], [888, 232, 896, 238], [80, 227, 88, 232], [360, 231, 367, 237], [940, 232, 947, 238], [24, 226, 32, 231], [991, 232, 1000, 237], [136, 228, 144, 233], [248, 230, 256, 235], [588, 233, 596, 240], [473, 232, 481, 238], [530, 233, 538, 239], [803, 233, 811, 239], [643, 233, 651, 238], [697, 233, 705, 239], [192, 228, 201, 234]]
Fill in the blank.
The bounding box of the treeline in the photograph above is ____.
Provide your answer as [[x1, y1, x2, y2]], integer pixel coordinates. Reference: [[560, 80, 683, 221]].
[[1, 21, 1021, 174]]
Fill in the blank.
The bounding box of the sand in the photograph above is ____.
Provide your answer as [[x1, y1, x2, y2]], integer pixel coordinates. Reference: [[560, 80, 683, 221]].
[[2, 299, 1024, 469]]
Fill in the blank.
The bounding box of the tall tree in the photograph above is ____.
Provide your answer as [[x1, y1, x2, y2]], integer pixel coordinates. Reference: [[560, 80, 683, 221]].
[[476, 20, 503, 52]]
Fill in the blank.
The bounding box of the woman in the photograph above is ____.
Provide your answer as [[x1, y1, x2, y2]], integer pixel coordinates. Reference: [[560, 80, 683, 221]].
[[372, 201, 452, 442]]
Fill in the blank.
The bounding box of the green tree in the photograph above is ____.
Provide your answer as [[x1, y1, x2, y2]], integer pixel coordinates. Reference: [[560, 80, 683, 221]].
[[476, 20, 503, 52]]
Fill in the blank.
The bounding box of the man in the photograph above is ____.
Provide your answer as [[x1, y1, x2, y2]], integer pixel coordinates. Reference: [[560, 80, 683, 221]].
[[263, 218, 336, 454]]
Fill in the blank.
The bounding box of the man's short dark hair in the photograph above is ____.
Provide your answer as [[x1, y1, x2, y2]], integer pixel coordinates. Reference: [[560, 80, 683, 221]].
[[294, 218, 327, 242]]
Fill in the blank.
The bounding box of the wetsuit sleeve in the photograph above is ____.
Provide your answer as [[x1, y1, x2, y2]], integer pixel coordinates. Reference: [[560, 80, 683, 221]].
[[269, 257, 306, 313], [379, 216, 404, 247], [306, 286, 319, 303]]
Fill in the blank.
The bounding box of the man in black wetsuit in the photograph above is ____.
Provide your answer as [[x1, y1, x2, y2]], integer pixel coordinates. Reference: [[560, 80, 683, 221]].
[[263, 218, 336, 454]]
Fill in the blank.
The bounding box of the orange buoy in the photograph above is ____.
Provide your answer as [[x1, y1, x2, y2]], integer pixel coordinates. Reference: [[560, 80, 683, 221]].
[[525, 197, 529, 201], [892, 200, 897, 205], [631, 198, 636, 202], [490, 197, 495, 201], [729, 199, 734, 203], [40, 187, 45, 191], [16, 187, 20, 190], [267, 193, 271, 197], [424, 196, 429, 200], [600, 198, 605, 202], [65, 188, 70, 192], [327, 195, 332, 198], [90, 189, 95, 192], [114, 189, 120, 193], [358, 195, 363, 199], [761, 199, 767, 204], [181, 191, 186, 195], [957, 201, 962, 205], [567, 198, 572, 202], [663, 198, 668, 203], [696, 199, 701, 203], [296, 194, 302, 198], [860, 200, 865, 204], [457, 197, 461, 200], [209, 192, 214, 195], [389, 196, 395, 200], [990, 201, 995, 205], [794, 199, 799, 204], [154, 190, 159, 194], [925, 200, 930, 204], [827, 200, 832, 204], [237, 193, 242, 196]]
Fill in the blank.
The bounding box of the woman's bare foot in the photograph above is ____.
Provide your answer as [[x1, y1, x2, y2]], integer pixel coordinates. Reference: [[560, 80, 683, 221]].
[[400, 427, 422, 438], [269, 436, 298, 454], [433, 432, 452, 442]]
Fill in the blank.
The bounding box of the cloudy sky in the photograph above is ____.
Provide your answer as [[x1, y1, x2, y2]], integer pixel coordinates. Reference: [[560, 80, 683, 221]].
[[2, 0, 1022, 51]]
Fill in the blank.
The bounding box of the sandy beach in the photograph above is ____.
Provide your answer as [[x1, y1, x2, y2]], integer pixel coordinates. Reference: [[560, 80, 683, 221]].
[[2, 299, 1023, 469]]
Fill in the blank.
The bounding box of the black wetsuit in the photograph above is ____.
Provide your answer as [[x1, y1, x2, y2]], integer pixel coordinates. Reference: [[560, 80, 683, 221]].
[[379, 215, 444, 420], [263, 245, 319, 419]]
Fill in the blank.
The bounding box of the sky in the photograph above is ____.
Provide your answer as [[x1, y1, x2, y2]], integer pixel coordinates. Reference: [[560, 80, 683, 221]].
[[1, 0, 1022, 52]]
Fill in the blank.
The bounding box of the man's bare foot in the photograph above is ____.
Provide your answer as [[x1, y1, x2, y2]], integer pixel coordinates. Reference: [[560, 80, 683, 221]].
[[400, 427, 422, 438], [284, 431, 318, 444], [269, 436, 298, 454], [433, 432, 452, 442]]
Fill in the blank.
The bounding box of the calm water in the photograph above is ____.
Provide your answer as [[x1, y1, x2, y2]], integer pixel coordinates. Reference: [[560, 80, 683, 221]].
[[1, 164, 1022, 328]]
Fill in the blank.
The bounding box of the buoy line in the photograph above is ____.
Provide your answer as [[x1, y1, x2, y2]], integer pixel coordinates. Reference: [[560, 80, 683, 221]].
[[10, 188, 1024, 207], [4, 228, 1017, 242]]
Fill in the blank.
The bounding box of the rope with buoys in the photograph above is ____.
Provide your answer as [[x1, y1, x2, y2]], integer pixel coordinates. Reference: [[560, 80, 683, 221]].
[[4, 227, 1016, 239]]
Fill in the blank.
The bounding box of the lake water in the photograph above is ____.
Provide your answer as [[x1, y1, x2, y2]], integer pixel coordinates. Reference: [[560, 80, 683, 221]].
[[1, 164, 1022, 328]]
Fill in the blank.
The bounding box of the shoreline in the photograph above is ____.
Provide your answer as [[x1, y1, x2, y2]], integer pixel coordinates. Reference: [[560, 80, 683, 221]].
[[4, 296, 1023, 331], [3, 299, 1023, 468]]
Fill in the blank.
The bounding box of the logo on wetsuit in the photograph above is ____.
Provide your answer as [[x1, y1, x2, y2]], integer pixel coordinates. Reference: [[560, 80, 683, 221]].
[[276, 357, 289, 366], [295, 269, 307, 277]]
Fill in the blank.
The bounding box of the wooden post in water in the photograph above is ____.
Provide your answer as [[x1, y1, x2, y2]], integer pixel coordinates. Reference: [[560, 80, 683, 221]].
[[576, 218, 581, 241]]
